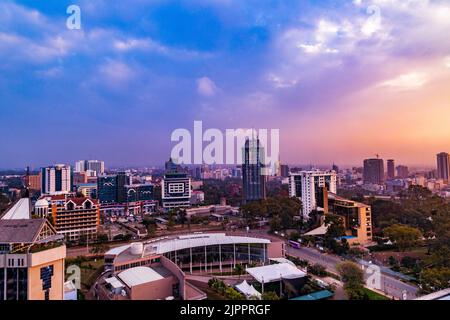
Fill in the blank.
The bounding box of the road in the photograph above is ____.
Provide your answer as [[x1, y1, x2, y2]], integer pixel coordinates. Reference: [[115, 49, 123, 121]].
[[286, 246, 419, 300]]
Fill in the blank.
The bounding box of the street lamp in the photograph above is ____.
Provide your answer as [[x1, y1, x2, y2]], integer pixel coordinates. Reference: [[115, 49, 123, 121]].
[[279, 273, 283, 298], [261, 276, 264, 294]]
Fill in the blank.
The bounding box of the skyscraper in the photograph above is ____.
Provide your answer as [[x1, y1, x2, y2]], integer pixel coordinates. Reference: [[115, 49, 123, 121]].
[[363, 158, 385, 185], [41, 164, 72, 195], [242, 138, 266, 203], [436, 152, 450, 182], [387, 159, 395, 180], [396, 165, 409, 179], [288, 170, 337, 218]]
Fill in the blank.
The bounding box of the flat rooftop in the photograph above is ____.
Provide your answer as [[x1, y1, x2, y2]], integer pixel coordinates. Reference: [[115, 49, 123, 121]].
[[117, 266, 165, 287]]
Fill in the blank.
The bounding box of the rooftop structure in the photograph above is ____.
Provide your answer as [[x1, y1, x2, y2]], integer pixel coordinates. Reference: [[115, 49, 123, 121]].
[[246, 263, 307, 284], [415, 288, 450, 300], [117, 266, 164, 287], [0, 198, 31, 220], [0, 218, 66, 300]]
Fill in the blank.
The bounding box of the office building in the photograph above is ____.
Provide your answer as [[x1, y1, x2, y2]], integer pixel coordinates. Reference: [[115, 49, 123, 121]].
[[124, 184, 154, 203], [97, 172, 131, 204], [387, 159, 395, 180], [75, 160, 105, 176], [436, 152, 450, 182], [41, 165, 72, 195], [327, 193, 373, 245], [162, 158, 191, 209], [25, 174, 41, 191], [242, 138, 266, 203], [0, 199, 66, 300], [280, 164, 290, 178], [289, 170, 337, 218], [363, 158, 385, 185], [396, 165, 409, 179], [35, 195, 100, 242], [77, 183, 97, 199]]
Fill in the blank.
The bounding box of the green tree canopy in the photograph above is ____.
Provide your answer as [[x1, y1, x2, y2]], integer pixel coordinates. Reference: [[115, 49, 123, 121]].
[[383, 224, 422, 251]]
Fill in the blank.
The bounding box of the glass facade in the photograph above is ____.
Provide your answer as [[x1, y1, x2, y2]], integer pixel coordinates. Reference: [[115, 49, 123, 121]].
[[242, 139, 267, 203], [4, 268, 28, 300], [163, 243, 267, 270]]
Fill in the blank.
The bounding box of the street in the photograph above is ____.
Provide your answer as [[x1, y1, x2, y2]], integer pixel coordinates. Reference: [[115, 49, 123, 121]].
[[286, 246, 419, 300]]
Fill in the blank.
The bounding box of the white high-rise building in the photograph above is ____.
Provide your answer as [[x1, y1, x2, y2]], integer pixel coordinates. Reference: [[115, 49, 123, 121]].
[[289, 170, 337, 218], [75, 160, 105, 176], [41, 164, 72, 195]]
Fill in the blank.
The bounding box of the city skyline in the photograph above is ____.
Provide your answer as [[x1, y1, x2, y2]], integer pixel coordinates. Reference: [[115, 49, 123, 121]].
[[1, 0, 450, 168]]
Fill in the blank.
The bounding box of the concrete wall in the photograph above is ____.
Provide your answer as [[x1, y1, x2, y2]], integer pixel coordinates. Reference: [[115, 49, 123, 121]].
[[267, 242, 284, 259], [130, 276, 175, 300]]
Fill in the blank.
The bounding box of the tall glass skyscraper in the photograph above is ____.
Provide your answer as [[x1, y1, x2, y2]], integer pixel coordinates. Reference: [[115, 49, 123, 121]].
[[436, 152, 450, 182], [242, 138, 266, 203]]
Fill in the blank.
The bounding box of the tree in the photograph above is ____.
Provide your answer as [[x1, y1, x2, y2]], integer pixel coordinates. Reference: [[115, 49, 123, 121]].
[[234, 264, 244, 279], [337, 261, 367, 300], [224, 287, 245, 300], [324, 214, 348, 255], [261, 291, 279, 300], [269, 215, 282, 232], [308, 264, 327, 277], [419, 267, 450, 294], [383, 224, 422, 251], [177, 209, 187, 227]]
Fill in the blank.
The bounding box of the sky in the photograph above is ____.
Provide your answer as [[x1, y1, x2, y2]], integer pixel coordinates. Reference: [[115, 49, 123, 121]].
[[1, 0, 450, 169]]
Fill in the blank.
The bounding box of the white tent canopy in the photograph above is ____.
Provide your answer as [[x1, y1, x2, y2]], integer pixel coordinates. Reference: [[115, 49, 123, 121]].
[[304, 224, 328, 236], [246, 263, 307, 284], [269, 258, 295, 266], [235, 280, 261, 299]]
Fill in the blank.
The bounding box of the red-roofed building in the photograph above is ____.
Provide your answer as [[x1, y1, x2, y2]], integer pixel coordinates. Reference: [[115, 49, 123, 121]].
[[36, 194, 100, 242]]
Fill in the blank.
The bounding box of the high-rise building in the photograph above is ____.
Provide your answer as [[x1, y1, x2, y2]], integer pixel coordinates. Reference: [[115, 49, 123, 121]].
[[75, 160, 105, 176], [436, 152, 450, 182], [363, 158, 385, 185], [97, 171, 131, 204], [242, 138, 266, 203], [396, 165, 409, 179], [41, 165, 72, 195], [387, 159, 395, 180], [162, 158, 191, 209], [332, 163, 339, 173], [289, 170, 337, 218], [280, 164, 290, 178]]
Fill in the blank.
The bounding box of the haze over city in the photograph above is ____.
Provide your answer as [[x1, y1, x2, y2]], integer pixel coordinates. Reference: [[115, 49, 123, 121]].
[[1, 0, 450, 168]]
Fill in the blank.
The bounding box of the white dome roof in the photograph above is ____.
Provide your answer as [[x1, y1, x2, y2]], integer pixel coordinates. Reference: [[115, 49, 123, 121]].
[[35, 198, 49, 207]]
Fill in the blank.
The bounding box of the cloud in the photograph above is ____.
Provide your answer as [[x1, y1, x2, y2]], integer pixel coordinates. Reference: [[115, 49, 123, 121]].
[[380, 72, 428, 90], [196, 77, 220, 97]]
